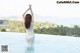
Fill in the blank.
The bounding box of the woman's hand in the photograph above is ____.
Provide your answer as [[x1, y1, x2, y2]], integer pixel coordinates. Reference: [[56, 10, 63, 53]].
[[29, 5, 32, 9]]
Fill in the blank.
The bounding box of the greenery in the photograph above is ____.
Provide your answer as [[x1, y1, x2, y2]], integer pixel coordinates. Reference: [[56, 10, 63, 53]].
[[0, 20, 80, 37]]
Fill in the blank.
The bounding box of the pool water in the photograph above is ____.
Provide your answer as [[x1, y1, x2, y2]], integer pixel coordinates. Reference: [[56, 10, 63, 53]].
[[0, 32, 80, 53]]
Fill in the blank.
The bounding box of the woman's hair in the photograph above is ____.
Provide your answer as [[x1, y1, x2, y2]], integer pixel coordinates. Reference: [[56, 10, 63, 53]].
[[24, 14, 32, 29]]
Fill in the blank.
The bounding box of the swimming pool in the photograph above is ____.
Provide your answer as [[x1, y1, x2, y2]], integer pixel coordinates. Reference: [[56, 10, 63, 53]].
[[0, 32, 80, 53]]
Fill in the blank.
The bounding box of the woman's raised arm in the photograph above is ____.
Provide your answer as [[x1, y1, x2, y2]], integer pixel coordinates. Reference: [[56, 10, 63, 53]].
[[22, 5, 34, 19], [29, 5, 34, 18], [22, 7, 29, 18]]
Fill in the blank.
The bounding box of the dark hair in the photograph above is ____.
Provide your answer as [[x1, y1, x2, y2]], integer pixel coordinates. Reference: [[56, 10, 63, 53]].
[[24, 14, 32, 29]]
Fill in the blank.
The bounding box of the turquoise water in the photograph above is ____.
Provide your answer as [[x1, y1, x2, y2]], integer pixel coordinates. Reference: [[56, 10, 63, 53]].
[[0, 32, 80, 53]]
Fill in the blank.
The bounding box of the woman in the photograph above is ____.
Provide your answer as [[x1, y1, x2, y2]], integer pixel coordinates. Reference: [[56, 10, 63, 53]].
[[23, 5, 34, 48]]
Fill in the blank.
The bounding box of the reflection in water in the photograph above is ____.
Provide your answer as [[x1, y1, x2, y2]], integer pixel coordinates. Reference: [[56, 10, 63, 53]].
[[25, 46, 35, 53]]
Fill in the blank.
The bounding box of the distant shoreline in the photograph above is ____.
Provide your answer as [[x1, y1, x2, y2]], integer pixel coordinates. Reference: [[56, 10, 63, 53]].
[[0, 16, 80, 27]]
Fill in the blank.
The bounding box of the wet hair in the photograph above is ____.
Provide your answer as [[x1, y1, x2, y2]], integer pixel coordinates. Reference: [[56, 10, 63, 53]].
[[24, 14, 32, 29]]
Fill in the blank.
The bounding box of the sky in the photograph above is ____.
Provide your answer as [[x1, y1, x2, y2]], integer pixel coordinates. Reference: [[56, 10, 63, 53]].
[[0, 0, 80, 18]]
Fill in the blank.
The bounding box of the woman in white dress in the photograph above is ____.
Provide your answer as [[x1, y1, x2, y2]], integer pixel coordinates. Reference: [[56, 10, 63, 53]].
[[22, 5, 34, 48]]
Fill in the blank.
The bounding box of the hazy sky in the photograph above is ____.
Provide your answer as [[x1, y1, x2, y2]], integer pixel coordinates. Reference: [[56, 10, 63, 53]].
[[0, 0, 80, 18]]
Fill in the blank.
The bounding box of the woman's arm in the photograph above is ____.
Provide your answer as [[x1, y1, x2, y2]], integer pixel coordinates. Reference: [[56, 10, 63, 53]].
[[22, 7, 30, 18], [29, 5, 34, 18]]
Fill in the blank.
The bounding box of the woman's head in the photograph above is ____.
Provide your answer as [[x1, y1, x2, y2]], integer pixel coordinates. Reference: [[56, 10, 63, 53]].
[[24, 14, 32, 29]]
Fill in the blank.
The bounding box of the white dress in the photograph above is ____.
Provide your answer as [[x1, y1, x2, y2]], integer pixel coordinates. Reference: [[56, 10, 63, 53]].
[[25, 19, 34, 47]]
